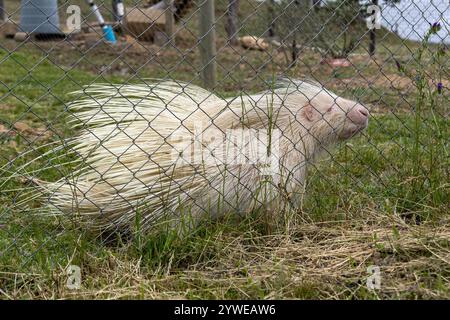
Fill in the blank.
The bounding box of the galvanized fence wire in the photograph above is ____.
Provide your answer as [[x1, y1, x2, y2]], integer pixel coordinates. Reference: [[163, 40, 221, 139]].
[[0, 0, 448, 269]]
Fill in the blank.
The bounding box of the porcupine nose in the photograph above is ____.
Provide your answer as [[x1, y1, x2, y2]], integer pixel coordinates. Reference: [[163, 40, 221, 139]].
[[347, 104, 369, 126]]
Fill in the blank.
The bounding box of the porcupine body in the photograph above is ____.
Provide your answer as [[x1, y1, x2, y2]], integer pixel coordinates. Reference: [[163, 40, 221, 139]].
[[7, 79, 370, 234]]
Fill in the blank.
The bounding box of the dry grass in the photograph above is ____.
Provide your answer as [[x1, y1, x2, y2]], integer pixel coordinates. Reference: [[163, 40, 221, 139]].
[[2, 211, 448, 299]]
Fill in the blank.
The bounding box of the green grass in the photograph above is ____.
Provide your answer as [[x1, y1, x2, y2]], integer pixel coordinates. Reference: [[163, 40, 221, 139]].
[[0, 2, 449, 299]]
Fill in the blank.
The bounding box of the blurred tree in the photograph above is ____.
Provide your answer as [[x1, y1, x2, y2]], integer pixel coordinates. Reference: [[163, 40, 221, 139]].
[[270, 0, 392, 66]]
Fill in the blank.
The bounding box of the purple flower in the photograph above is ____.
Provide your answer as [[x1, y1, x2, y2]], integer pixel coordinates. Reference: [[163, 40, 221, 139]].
[[437, 82, 443, 94], [394, 59, 402, 72], [430, 22, 442, 34]]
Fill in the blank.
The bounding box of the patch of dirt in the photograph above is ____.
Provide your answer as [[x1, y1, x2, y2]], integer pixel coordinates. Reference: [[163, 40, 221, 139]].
[[0, 121, 53, 142], [0, 124, 14, 136], [0, 104, 14, 111]]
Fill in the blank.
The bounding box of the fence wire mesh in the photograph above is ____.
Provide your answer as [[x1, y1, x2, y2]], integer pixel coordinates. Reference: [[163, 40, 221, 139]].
[[0, 0, 448, 299]]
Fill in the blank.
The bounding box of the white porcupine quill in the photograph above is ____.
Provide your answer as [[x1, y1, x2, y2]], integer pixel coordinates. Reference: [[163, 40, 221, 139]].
[[1, 79, 369, 234]]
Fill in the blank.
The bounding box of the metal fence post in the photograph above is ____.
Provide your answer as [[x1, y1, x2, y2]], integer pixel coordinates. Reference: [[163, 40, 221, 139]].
[[164, 0, 175, 45], [112, 0, 124, 23], [198, 0, 217, 89]]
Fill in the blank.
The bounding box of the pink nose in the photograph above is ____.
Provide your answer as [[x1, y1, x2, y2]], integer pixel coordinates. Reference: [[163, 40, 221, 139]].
[[347, 105, 369, 126]]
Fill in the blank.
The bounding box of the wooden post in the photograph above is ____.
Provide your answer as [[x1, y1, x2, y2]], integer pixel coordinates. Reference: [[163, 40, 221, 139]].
[[369, 0, 378, 56], [268, 0, 275, 37], [290, 0, 301, 67], [225, 0, 239, 46], [198, 0, 217, 89], [0, 0, 6, 21], [369, 28, 376, 56], [164, 0, 175, 45]]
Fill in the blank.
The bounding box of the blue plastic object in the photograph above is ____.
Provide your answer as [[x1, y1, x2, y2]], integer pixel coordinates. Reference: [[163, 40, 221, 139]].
[[102, 25, 117, 44]]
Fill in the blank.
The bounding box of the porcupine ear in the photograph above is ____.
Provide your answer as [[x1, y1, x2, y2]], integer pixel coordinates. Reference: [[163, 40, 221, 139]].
[[301, 103, 317, 122]]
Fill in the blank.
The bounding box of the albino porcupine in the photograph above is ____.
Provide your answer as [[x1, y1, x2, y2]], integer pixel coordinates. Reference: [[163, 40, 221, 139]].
[[3, 79, 369, 234]]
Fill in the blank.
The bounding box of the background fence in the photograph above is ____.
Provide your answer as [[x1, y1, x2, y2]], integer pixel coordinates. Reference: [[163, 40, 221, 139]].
[[0, 0, 448, 299]]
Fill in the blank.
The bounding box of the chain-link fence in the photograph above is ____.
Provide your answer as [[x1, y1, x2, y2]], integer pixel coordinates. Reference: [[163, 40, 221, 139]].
[[0, 0, 448, 299]]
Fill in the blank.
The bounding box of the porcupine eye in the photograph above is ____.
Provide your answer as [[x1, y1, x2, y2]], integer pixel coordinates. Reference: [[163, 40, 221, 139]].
[[326, 105, 333, 113]]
